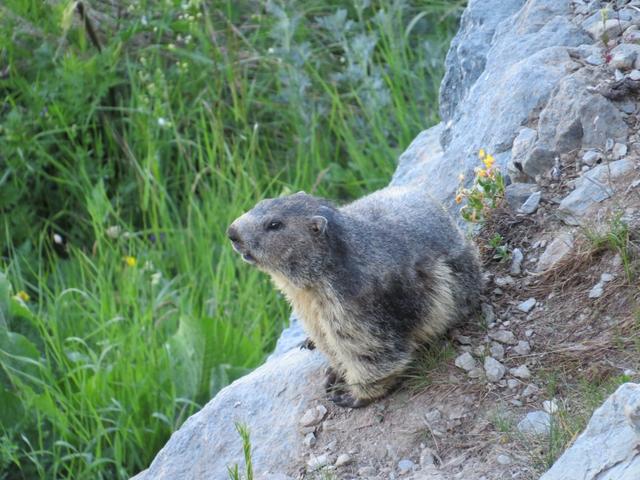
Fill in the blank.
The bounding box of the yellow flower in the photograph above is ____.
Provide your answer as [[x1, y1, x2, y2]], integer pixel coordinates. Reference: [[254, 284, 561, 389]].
[[483, 154, 495, 169], [16, 290, 30, 302], [124, 256, 137, 267], [455, 193, 463, 204], [478, 148, 486, 159], [476, 168, 487, 177]]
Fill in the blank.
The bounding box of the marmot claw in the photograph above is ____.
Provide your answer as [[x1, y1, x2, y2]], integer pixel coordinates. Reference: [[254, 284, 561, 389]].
[[329, 392, 371, 409], [299, 337, 315, 350]]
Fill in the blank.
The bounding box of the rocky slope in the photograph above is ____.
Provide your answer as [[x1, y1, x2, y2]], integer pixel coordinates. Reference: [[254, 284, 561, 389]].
[[134, 0, 640, 478]]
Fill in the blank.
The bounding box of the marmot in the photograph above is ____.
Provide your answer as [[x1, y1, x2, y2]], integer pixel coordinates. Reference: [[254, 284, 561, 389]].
[[227, 186, 482, 408]]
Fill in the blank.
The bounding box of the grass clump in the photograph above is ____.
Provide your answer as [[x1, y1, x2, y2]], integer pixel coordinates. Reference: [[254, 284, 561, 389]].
[[0, 1, 463, 478]]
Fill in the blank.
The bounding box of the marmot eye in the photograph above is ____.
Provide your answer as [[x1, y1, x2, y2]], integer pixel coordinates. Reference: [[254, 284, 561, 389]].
[[266, 220, 282, 231]]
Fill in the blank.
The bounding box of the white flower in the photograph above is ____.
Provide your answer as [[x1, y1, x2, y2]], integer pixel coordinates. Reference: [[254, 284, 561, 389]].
[[157, 117, 170, 128], [141, 15, 148, 26], [106, 226, 121, 239], [151, 272, 162, 286], [53, 233, 63, 244]]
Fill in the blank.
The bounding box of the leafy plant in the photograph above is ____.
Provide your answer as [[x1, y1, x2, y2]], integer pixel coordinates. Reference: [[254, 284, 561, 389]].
[[456, 149, 506, 223], [488, 233, 511, 262]]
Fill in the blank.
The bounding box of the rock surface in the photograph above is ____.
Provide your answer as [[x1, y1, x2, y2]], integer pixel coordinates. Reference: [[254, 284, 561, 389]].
[[558, 159, 636, 225], [134, 0, 640, 478], [540, 383, 640, 480], [135, 350, 326, 479]]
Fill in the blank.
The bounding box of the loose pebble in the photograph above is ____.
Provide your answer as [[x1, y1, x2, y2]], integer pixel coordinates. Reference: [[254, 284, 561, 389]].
[[484, 356, 506, 382], [398, 458, 415, 474], [510, 365, 531, 379], [307, 454, 329, 471], [514, 340, 531, 355], [517, 298, 536, 313], [335, 453, 352, 467], [455, 352, 477, 372], [488, 330, 518, 345]]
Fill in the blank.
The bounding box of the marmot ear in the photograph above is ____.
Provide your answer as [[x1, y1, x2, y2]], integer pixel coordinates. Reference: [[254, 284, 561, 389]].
[[310, 215, 328, 235]]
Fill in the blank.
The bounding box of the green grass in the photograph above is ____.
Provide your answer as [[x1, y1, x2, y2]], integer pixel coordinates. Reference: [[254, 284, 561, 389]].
[[0, 0, 463, 478]]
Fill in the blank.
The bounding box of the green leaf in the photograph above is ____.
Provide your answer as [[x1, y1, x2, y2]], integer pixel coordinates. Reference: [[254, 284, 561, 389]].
[[0, 387, 24, 428], [0, 329, 42, 388], [0, 272, 10, 329]]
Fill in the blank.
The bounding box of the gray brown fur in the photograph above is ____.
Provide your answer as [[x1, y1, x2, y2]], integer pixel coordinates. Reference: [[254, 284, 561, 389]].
[[227, 186, 482, 407]]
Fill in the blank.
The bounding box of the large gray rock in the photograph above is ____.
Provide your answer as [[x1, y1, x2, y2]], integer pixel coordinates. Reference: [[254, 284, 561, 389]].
[[135, 350, 326, 479], [395, 0, 590, 210], [517, 69, 628, 179], [439, 0, 524, 126], [540, 383, 640, 480]]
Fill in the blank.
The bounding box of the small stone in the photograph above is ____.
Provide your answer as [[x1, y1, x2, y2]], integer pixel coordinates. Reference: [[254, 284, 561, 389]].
[[398, 459, 415, 474], [484, 356, 506, 382], [630, 69, 640, 81], [610, 43, 640, 70], [519, 191, 541, 214], [490, 343, 505, 361], [582, 150, 600, 167], [538, 233, 574, 271], [358, 466, 376, 476], [510, 248, 524, 276], [455, 334, 472, 345], [615, 69, 625, 81], [517, 411, 551, 435], [496, 454, 512, 465], [335, 453, 352, 467], [482, 303, 496, 324], [612, 143, 628, 159], [489, 330, 518, 345], [543, 399, 559, 414], [303, 432, 316, 448], [468, 367, 483, 379], [514, 340, 531, 355], [455, 352, 477, 372], [507, 379, 519, 389], [307, 454, 329, 471], [522, 384, 540, 398], [601, 273, 614, 282], [505, 183, 540, 210], [585, 53, 604, 66], [525, 329, 534, 337], [424, 409, 442, 424], [419, 448, 436, 467], [510, 365, 532, 379], [299, 405, 327, 427], [324, 440, 337, 452], [588, 282, 604, 299], [517, 298, 536, 313], [495, 276, 515, 287], [583, 15, 628, 40], [606, 138, 615, 152]]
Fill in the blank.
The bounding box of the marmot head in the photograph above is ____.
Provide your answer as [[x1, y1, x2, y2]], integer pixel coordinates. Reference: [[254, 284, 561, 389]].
[[227, 192, 339, 286]]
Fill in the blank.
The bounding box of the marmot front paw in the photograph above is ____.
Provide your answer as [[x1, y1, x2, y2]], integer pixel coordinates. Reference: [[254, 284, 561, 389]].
[[329, 392, 372, 409]]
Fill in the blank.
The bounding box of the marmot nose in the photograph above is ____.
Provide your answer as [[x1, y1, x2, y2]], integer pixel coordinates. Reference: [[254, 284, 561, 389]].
[[227, 224, 241, 243]]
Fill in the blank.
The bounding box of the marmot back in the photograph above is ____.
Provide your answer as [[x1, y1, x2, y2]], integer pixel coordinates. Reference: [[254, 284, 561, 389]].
[[227, 186, 482, 407]]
